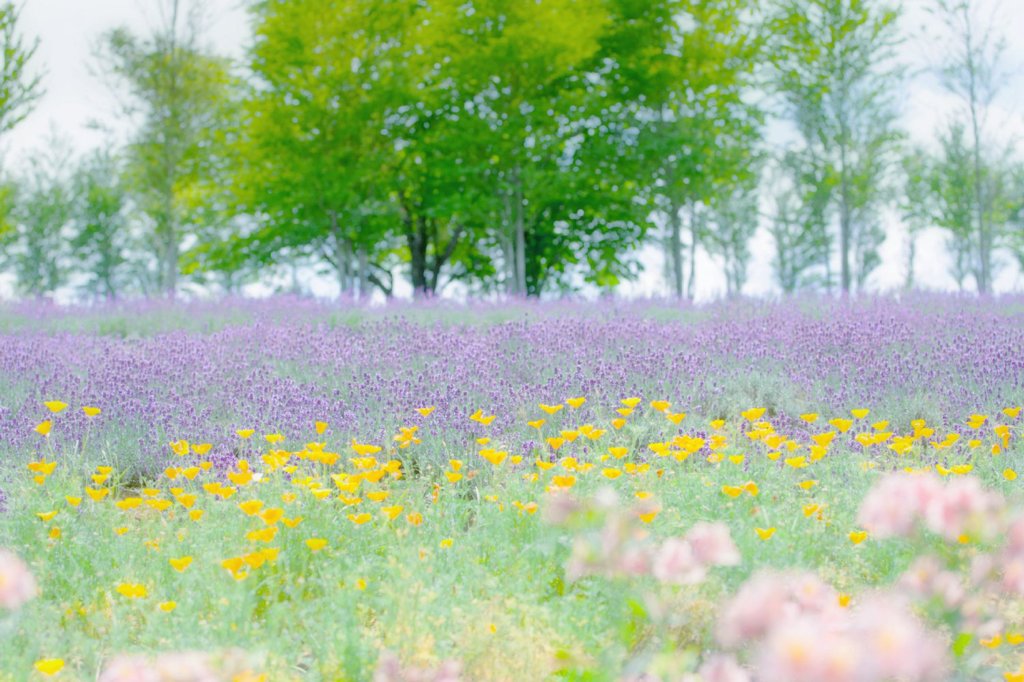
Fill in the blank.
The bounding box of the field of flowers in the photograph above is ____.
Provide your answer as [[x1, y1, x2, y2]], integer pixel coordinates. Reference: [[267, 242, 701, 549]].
[[1, 295, 1024, 681]]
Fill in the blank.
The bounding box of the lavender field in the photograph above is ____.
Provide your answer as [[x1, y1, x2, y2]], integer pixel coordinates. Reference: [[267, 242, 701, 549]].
[[1, 295, 1024, 681]]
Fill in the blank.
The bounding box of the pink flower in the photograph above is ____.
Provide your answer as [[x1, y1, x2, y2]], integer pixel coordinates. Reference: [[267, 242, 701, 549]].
[[717, 571, 840, 647], [652, 538, 707, 585], [685, 522, 740, 567], [923, 476, 1002, 541], [857, 473, 942, 539], [0, 549, 37, 611]]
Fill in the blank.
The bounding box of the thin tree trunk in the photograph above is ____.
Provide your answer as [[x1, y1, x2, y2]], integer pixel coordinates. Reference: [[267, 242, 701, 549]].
[[669, 205, 683, 298]]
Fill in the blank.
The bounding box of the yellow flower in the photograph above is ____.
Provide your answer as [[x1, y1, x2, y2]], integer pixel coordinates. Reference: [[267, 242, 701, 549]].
[[236, 429, 254, 439], [479, 449, 508, 466], [980, 634, 1002, 649], [34, 659, 65, 676], [527, 418, 546, 429], [608, 447, 628, 459], [306, 538, 328, 552], [851, 408, 869, 419], [638, 508, 660, 523], [158, 600, 177, 612], [616, 407, 634, 417], [381, 505, 404, 520], [798, 480, 818, 490], [416, 406, 436, 417], [721, 485, 744, 498], [802, 503, 822, 517], [550, 475, 576, 489], [37, 510, 58, 522], [445, 471, 463, 483], [848, 530, 868, 545], [34, 420, 53, 436], [44, 401, 68, 414], [800, 413, 818, 423], [838, 593, 852, 608], [546, 437, 565, 451], [314, 420, 328, 435], [611, 418, 626, 430], [65, 496, 81, 507], [355, 578, 368, 591], [440, 538, 454, 549], [566, 397, 586, 408], [829, 418, 853, 433], [755, 527, 776, 540], [169, 556, 193, 572], [602, 468, 622, 480], [741, 407, 766, 421], [784, 456, 807, 469], [265, 433, 285, 445], [49, 527, 61, 540], [742, 481, 759, 496], [539, 403, 564, 415], [238, 500, 263, 516], [1005, 469, 1018, 481], [1003, 406, 1021, 419], [621, 397, 641, 408], [666, 412, 686, 425], [650, 400, 671, 412], [348, 513, 372, 526], [83, 406, 102, 417], [115, 582, 148, 599], [407, 512, 424, 526]]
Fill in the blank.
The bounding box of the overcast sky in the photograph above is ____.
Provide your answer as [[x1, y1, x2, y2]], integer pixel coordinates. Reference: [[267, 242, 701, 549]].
[[6, 0, 1024, 301]]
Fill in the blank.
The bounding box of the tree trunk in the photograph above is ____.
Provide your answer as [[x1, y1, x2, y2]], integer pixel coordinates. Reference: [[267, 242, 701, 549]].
[[513, 169, 527, 296], [686, 204, 698, 301], [669, 205, 683, 298]]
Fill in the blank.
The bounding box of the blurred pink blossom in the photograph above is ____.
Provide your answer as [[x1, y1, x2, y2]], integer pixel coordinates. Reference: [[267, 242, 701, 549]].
[[0, 549, 36, 611]]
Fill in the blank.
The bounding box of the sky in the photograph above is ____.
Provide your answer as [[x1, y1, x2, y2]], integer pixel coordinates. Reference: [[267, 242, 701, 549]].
[[5, 0, 1024, 301]]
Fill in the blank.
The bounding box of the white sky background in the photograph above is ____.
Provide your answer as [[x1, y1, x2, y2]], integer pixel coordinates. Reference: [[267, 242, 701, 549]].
[[5, 0, 1024, 301]]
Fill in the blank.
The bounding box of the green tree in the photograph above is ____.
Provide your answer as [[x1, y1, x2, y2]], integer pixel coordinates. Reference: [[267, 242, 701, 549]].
[[69, 148, 131, 300], [928, 0, 1012, 292], [704, 179, 762, 297], [616, 0, 764, 299], [99, 0, 234, 296], [770, 0, 903, 294], [0, 2, 41, 136], [4, 141, 73, 296], [768, 150, 834, 293], [230, 0, 420, 298]]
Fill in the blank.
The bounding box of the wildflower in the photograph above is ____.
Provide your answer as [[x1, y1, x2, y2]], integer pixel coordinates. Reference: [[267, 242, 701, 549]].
[[44, 401, 68, 414], [115, 583, 147, 599], [348, 513, 372, 526], [34, 659, 65, 676], [566, 397, 586, 408], [35, 420, 53, 436], [83, 406, 101, 417], [169, 557, 193, 572], [416, 406, 436, 417], [755, 527, 776, 540], [306, 538, 328, 552], [848, 530, 868, 545]]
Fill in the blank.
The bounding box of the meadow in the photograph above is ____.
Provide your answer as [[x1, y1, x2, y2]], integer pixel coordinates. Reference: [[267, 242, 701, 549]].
[[1, 295, 1024, 681]]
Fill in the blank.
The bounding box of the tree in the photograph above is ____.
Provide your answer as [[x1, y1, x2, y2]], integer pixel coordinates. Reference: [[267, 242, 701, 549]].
[[768, 149, 834, 293], [770, 0, 903, 294], [69, 148, 132, 300], [0, 2, 42, 137], [704, 179, 762, 297], [430, 0, 649, 296], [620, 0, 764, 299], [4, 140, 73, 297], [927, 0, 1013, 293], [99, 0, 234, 296], [230, 0, 432, 299]]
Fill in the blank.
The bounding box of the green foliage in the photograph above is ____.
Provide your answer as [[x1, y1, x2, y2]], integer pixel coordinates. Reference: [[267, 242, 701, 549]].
[[100, 0, 235, 296], [69, 149, 132, 300], [768, 0, 903, 294], [0, 2, 42, 137]]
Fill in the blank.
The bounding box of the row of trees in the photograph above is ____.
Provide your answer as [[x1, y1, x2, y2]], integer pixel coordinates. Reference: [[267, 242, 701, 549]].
[[0, 0, 1021, 300]]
